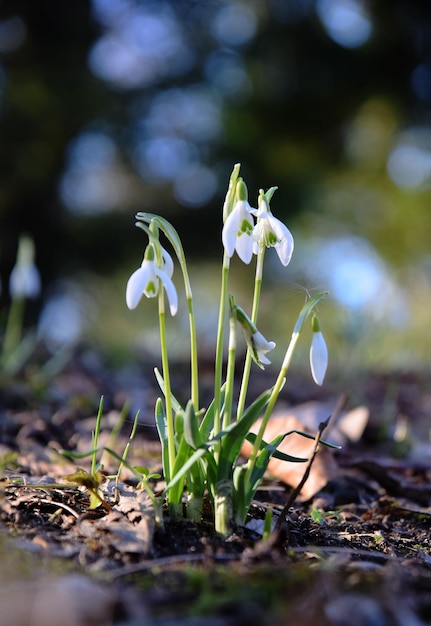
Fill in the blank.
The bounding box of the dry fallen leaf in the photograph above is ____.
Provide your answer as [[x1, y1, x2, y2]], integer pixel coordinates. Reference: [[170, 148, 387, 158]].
[[78, 482, 155, 556], [241, 401, 369, 500]]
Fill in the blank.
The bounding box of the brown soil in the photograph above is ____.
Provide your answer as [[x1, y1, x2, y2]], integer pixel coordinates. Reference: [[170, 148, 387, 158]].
[[1, 355, 431, 625]]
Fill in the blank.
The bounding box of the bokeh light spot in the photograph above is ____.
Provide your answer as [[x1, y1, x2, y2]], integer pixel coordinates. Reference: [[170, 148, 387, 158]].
[[133, 137, 197, 182], [205, 51, 252, 99], [211, 3, 258, 47], [316, 0, 372, 48], [387, 128, 431, 190], [0, 17, 26, 53], [89, 3, 193, 89], [173, 164, 218, 208]]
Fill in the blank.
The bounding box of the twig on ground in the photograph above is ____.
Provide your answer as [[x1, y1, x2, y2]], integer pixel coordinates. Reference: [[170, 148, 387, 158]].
[[252, 395, 348, 554]]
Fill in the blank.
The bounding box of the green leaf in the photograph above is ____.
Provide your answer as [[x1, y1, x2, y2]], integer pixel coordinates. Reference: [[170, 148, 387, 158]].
[[164, 446, 208, 492], [217, 388, 272, 480], [155, 397, 171, 479], [245, 432, 308, 462], [293, 291, 329, 335], [154, 368, 182, 413], [64, 469, 103, 491], [199, 384, 226, 442], [183, 401, 202, 450]]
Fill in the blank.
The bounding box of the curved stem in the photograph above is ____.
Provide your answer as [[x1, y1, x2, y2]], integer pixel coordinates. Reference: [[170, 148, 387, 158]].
[[158, 288, 175, 485], [243, 290, 328, 488]]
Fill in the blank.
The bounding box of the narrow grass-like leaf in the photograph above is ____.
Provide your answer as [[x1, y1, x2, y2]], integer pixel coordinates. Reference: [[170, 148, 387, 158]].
[[199, 385, 226, 442], [217, 388, 272, 480], [154, 367, 182, 413], [183, 401, 202, 450], [293, 291, 329, 335], [245, 432, 308, 462]]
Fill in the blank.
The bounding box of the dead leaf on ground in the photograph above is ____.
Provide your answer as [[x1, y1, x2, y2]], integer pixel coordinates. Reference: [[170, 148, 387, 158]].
[[241, 401, 369, 500], [78, 482, 155, 556]]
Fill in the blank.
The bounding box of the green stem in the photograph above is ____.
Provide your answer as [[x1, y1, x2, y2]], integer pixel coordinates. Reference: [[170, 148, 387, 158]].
[[243, 290, 328, 487], [2, 296, 25, 362], [136, 217, 199, 411], [236, 248, 265, 420], [244, 330, 301, 487], [213, 252, 230, 447], [222, 295, 237, 431], [214, 478, 233, 537], [158, 290, 175, 485], [187, 293, 199, 411]]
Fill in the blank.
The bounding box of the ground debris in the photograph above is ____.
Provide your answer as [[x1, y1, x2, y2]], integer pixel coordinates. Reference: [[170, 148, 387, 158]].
[[1, 364, 431, 625]]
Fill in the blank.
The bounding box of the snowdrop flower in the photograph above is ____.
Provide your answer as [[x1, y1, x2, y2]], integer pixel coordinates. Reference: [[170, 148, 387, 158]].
[[250, 329, 276, 369], [309, 315, 328, 386], [235, 303, 276, 369], [126, 244, 178, 315], [252, 193, 294, 266], [222, 179, 255, 264], [9, 235, 41, 299]]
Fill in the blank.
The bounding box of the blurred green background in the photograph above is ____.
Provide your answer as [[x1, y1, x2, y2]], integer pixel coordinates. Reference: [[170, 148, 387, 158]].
[[0, 0, 430, 380]]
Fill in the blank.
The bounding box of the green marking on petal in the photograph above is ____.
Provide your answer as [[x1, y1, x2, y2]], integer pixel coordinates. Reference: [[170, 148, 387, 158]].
[[267, 231, 279, 246], [145, 280, 157, 296], [238, 219, 253, 237]]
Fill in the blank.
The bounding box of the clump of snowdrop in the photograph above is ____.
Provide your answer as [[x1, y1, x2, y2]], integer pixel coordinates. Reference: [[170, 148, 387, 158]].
[[9, 235, 41, 300], [126, 164, 330, 535], [1, 234, 42, 374]]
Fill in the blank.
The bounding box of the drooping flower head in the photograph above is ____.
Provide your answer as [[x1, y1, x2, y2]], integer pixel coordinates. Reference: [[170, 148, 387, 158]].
[[252, 189, 294, 266], [9, 235, 41, 299], [234, 303, 276, 369], [309, 314, 328, 386], [126, 243, 178, 315], [222, 178, 255, 264]]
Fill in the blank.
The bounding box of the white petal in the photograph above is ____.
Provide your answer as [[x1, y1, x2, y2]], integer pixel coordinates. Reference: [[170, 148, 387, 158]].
[[253, 330, 276, 352], [126, 265, 152, 310], [156, 267, 178, 316], [161, 246, 174, 278], [222, 209, 240, 257], [257, 351, 272, 365], [271, 218, 294, 267], [310, 331, 328, 386], [235, 229, 254, 264]]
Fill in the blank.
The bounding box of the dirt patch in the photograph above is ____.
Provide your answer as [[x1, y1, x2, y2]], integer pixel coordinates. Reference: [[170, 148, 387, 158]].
[[1, 359, 431, 625]]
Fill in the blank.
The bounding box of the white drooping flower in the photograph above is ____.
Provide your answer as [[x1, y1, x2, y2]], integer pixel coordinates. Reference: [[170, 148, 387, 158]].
[[222, 179, 255, 264], [252, 194, 294, 266], [126, 245, 178, 315], [234, 303, 276, 369], [250, 329, 276, 368], [9, 235, 41, 299], [309, 315, 328, 386]]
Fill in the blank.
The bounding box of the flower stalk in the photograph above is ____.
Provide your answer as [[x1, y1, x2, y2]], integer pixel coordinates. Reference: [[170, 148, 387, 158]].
[[126, 163, 331, 535]]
